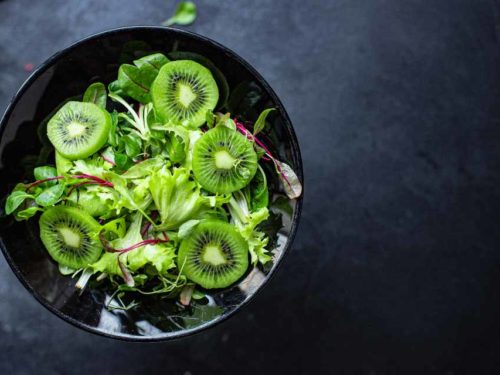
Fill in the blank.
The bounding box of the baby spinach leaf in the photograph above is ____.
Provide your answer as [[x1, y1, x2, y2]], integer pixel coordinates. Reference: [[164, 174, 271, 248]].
[[15, 206, 42, 221], [34, 166, 58, 186], [5, 191, 34, 215], [116, 64, 153, 104], [83, 82, 107, 108], [163, 1, 197, 26], [253, 108, 275, 136], [122, 134, 142, 158], [133, 53, 169, 75], [248, 165, 269, 211], [111, 53, 169, 104], [122, 158, 164, 179], [35, 184, 65, 207]]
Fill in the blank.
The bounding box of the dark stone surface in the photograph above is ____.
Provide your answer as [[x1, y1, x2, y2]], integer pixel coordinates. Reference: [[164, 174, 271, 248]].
[[1, 0, 500, 373]]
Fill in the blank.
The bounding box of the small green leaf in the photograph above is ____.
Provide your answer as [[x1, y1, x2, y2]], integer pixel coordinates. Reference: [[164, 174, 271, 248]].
[[178, 219, 200, 239], [5, 191, 33, 215], [114, 153, 130, 170], [122, 158, 164, 179], [34, 166, 58, 186], [248, 165, 269, 211], [117, 64, 153, 104], [83, 82, 107, 109], [163, 1, 197, 26], [253, 108, 275, 136], [35, 184, 65, 207], [133, 53, 169, 74], [122, 134, 142, 158], [15, 206, 42, 220]]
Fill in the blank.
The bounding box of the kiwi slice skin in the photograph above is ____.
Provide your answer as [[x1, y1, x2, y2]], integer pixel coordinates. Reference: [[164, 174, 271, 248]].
[[192, 126, 258, 194], [151, 60, 219, 128], [177, 220, 249, 289], [39, 206, 103, 268], [47, 101, 111, 160]]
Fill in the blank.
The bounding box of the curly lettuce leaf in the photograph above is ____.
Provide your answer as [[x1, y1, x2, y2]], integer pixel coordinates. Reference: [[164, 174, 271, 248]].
[[149, 167, 210, 230]]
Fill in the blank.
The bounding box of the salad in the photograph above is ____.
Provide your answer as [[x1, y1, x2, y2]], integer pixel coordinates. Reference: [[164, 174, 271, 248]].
[[4, 52, 302, 306]]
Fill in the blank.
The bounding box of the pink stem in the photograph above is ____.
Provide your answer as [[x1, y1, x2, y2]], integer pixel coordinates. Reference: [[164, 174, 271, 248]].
[[109, 238, 169, 254], [27, 176, 64, 190], [72, 174, 114, 187], [101, 154, 116, 166], [235, 121, 293, 187]]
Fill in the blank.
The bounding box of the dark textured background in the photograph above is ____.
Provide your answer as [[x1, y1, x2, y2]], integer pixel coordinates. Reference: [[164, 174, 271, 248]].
[[2, 0, 500, 373]]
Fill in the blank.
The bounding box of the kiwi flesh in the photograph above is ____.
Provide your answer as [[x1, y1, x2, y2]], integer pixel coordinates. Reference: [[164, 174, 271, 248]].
[[192, 126, 258, 194], [47, 101, 111, 160], [151, 60, 219, 128], [177, 220, 249, 289], [39, 206, 103, 268]]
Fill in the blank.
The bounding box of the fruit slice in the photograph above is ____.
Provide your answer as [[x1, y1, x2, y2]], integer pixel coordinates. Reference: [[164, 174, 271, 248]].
[[177, 220, 249, 289], [151, 60, 219, 128], [192, 126, 258, 193], [39, 206, 103, 268], [47, 101, 111, 160]]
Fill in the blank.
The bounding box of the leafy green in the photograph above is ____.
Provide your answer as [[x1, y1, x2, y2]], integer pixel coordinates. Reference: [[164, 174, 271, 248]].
[[5, 191, 34, 215], [247, 165, 268, 211], [227, 191, 272, 265], [15, 206, 42, 221], [149, 167, 210, 230], [83, 82, 107, 108], [274, 160, 302, 199], [109, 54, 169, 104], [253, 108, 275, 136], [162, 1, 197, 26], [34, 166, 58, 186], [35, 184, 65, 207]]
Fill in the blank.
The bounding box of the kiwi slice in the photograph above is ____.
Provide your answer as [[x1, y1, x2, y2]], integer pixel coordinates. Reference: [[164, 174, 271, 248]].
[[47, 101, 111, 160], [192, 126, 258, 193], [151, 60, 219, 128], [39, 206, 103, 268], [178, 220, 249, 289]]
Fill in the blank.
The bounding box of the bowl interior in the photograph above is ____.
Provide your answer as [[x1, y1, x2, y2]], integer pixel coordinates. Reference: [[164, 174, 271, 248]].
[[0, 27, 302, 340]]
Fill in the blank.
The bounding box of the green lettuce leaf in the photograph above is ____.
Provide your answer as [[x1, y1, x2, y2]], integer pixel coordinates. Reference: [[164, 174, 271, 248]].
[[149, 167, 210, 230]]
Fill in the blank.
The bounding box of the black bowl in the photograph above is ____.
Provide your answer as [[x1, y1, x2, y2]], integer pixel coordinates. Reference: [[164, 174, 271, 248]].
[[0, 26, 303, 341]]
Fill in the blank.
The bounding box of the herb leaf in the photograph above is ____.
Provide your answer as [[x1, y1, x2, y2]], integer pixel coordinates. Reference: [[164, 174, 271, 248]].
[[5, 191, 33, 215], [253, 108, 275, 136], [35, 184, 65, 207], [83, 82, 107, 109], [163, 1, 197, 27], [34, 166, 58, 186], [110, 53, 169, 104], [15, 206, 42, 220]]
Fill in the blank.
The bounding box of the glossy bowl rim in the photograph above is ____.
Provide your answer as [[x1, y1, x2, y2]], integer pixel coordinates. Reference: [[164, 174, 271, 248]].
[[0, 25, 303, 342]]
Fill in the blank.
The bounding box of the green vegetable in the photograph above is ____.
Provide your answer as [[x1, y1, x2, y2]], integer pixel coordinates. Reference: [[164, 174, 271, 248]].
[[162, 1, 197, 26], [35, 184, 65, 207], [109, 54, 169, 104], [253, 108, 275, 136], [83, 82, 107, 108], [2, 51, 304, 307], [5, 191, 34, 215], [149, 167, 210, 230]]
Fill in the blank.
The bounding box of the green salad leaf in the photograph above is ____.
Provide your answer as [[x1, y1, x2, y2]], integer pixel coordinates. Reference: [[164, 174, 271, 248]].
[[5, 191, 34, 215], [149, 167, 210, 230], [163, 1, 197, 27], [83, 82, 107, 108]]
